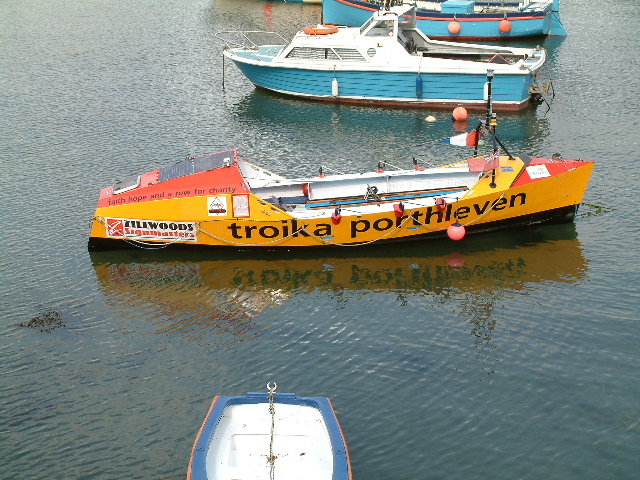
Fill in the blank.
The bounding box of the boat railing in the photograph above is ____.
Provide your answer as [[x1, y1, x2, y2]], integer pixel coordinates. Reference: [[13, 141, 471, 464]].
[[215, 30, 288, 50]]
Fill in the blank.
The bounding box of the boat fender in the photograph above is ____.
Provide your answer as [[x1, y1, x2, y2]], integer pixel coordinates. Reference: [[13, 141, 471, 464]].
[[435, 197, 447, 211], [303, 25, 338, 35], [499, 18, 512, 34], [394, 202, 405, 217], [447, 222, 466, 241], [416, 75, 423, 98], [302, 183, 311, 196], [331, 208, 342, 225], [332, 77, 339, 97], [448, 20, 461, 35], [452, 106, 467, 121]]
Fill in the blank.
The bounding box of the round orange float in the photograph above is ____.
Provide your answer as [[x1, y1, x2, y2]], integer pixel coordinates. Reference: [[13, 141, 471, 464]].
[[499, 18, 512, 33], [447, 222, 466, 241], [452, 106, 468, 121]]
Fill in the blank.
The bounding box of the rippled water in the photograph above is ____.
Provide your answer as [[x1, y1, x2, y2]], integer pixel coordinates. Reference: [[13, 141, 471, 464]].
[[1, 0, 639, 478]]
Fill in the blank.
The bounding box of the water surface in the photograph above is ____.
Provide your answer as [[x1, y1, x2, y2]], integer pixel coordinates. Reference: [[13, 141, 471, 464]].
[[1, 0, 639, 479]]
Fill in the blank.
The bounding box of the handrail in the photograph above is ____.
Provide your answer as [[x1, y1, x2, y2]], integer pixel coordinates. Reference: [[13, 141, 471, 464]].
[[214, 30, 288, 50]]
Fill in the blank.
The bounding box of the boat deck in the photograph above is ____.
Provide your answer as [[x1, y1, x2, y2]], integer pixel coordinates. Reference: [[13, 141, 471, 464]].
[[251, 165, 481, 216]]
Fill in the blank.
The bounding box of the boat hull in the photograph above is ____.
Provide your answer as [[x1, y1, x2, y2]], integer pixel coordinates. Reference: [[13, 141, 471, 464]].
[[187, 392, 351, 480], [88, 204, 579, 251], [88, 156, 594, 251], [225, 52, 538, 111], [323, 0, 566, 40]]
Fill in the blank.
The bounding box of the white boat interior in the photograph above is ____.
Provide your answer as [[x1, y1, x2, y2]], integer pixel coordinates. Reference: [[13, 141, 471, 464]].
[[239, 157, 481, 218], [206, 403, 335, 480]]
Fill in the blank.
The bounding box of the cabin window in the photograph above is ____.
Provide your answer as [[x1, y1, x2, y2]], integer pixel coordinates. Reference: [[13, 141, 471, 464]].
[[332, 48, 366, 61], [359, 17, 375, 35], [286, 47, 365, 62], [286, 47, 340, 60], [365, 20, 394, 37]]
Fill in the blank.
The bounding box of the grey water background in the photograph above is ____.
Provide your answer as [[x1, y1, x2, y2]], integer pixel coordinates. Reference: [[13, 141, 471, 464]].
[[1, 0, 639, 478]]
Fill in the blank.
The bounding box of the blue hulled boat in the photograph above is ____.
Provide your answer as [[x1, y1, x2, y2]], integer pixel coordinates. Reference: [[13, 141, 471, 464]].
[[187, 388, 351, 480], [218, 5, 549, 111], [323, 0, 566, 41]]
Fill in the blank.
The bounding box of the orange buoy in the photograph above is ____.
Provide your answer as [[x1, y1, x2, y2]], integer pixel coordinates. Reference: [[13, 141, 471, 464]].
[[448, 20, 461, 34], [435, 197, 447, 212], [303, 24, 338, 35], [499, 18, 512, 33], [447, 222, 466, 241], [452, 106, 468, 121]]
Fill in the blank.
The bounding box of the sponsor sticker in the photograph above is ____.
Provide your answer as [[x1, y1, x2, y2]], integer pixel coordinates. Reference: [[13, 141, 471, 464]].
[[232, 194, 250, 218], [105, 218, 197, 242], [207, 196, 229, 216], [526, 164, 551, 179]]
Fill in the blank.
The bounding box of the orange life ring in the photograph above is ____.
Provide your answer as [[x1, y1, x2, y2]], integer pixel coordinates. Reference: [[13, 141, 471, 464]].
[[303, 24, 338, 35]]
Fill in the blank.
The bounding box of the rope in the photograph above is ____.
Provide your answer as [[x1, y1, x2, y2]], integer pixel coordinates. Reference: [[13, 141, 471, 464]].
[[267, 382, 277, 480], [199, 213, 412, 248], [375, 193, 504, 232], [196, 221, 320, 247], [297, 210, 417, 247], [460, 193, 505, 226], [93, 191, 504, 249], [120, 238, 181, 250]]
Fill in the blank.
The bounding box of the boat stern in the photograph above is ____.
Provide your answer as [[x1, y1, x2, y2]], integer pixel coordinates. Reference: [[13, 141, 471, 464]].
[[87, 150, 262, 250]]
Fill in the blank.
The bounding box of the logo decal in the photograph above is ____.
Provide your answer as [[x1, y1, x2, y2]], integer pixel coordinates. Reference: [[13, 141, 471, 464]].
[[232, 194, 250, 218], [105, 218, 197, 242], [526, 164, 551, 179], [207, 196, 228, 216]]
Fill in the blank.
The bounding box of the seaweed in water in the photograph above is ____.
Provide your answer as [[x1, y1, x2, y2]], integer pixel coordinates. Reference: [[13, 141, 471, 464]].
[[18, 309, 66, 333]]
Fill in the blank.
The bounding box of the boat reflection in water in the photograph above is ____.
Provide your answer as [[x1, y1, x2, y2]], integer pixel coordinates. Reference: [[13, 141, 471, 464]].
[[90, 225, 586, 348]]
